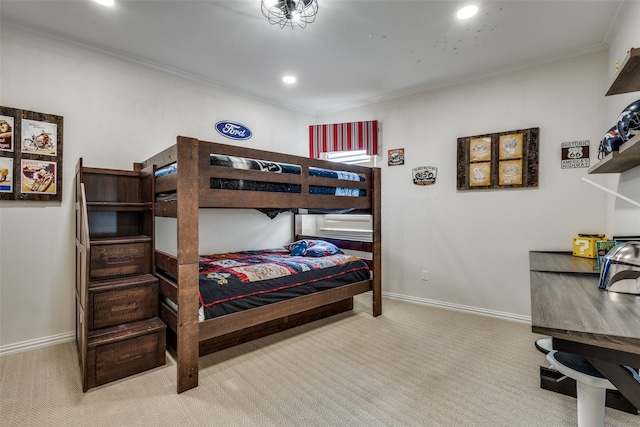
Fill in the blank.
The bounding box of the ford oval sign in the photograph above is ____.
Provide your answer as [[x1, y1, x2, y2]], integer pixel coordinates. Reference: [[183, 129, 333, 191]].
[[215, 121, 252, 140]]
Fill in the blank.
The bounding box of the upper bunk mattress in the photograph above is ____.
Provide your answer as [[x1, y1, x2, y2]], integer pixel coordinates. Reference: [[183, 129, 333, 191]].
[[208, 154, 365, 181], [154, 154, 367, 198], [197, 248, 370, 319]]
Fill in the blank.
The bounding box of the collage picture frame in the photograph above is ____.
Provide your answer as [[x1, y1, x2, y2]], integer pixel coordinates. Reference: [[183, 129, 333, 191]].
[[0, 106, 63, 201], [456, 127, 539, 191]]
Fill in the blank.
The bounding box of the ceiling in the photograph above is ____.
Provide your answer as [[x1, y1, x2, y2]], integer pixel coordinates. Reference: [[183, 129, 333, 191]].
[[0, 1, 627, 115]]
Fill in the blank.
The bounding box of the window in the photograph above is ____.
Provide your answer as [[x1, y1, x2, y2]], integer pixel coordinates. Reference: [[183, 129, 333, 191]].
[[320, 214, 372, 241], [320, 150, 378, 167]]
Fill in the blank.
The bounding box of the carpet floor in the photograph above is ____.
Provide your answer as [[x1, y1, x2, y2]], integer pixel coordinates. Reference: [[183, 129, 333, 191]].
[[1, 295, 637, 426]]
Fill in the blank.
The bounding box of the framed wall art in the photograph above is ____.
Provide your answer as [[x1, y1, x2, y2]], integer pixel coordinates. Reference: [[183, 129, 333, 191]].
[[456, 127, 538, 191], [0, 106, 63, 201]]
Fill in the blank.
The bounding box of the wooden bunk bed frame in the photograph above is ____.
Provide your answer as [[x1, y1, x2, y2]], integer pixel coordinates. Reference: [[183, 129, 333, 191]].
[[140, 136, 381, 393]]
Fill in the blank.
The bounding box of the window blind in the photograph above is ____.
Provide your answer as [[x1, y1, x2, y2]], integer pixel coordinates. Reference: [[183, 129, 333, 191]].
[[309, 120, 378, 158]]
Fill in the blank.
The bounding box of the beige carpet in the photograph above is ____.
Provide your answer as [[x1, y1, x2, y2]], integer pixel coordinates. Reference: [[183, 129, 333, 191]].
[[1, 296, 637, 426]]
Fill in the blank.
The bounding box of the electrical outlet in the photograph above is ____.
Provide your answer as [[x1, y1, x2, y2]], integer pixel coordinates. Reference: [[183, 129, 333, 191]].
[[421, 270, 429, 281]]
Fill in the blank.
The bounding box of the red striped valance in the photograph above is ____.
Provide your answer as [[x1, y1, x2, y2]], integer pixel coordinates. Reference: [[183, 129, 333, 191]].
[[309, 120, 379, 158]]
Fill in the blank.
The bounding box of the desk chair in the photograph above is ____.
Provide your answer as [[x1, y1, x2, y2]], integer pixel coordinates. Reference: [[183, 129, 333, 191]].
[[546, 350, 616, 427], [535, 338, 552, 354]]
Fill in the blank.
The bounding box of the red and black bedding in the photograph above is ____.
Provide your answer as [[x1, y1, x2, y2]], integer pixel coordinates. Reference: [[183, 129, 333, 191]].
[[162, 240, 370, 321], [154, 154, 367, 198], [199, 243, 369, 319]]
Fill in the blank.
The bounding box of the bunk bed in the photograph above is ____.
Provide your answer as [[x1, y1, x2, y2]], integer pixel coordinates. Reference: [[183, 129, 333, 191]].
[[140, 136, 382, 393]]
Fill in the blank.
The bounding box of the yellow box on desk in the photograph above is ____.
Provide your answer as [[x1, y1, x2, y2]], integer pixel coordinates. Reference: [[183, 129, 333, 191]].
[[572, 234, 606, 258]]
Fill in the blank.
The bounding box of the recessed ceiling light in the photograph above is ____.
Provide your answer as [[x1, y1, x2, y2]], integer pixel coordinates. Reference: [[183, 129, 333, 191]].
[[283, 75, 296, 84], [94, 0, 115, 6], [457, 5, 478, 19]]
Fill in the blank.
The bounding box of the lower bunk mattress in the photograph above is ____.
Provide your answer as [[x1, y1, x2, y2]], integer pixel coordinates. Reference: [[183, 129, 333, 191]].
[[163, 247, 370, 321]]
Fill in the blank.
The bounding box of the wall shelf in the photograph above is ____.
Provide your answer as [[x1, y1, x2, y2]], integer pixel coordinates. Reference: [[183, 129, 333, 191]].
[[590, 48, 640, 174], [588, 134, 640, 174], [606, 47, 640, 96]]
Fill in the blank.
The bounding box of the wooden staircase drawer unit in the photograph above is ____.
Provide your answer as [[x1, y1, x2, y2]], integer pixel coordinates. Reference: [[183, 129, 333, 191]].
[[77, 160, 165, 392], [89, 278, 158, 330], [86, 318, 166, 389], [90, 241, 150, 279]]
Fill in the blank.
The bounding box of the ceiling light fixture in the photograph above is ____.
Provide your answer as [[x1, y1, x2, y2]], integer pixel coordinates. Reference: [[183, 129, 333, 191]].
[[283, 75, 297, 84], [94, 0, 115, 6], [457, 5, 478, 19], [261, 0, 319, 29]]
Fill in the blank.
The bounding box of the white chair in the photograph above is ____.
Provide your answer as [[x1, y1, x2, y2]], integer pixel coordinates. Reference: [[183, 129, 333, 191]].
[[535, 337, 553, 354], [546, 350, 616, 427]]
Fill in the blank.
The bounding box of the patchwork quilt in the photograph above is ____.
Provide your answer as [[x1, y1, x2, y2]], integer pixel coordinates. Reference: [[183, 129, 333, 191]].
[[197, 248, 370, 319]]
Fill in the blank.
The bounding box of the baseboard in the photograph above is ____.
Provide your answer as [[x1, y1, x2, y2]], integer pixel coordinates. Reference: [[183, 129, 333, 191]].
[[1, 293, 530, 357], [0, 331, 75, 357], [383, 291, 532, 324]]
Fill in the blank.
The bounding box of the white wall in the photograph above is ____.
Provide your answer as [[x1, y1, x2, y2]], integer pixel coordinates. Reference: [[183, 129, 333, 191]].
[[319, 51, 615, 319], [606, 0, 640, 237], [2, 10, 639, 351], [156, 211, 295, 256], [0, 23, 312, 350]]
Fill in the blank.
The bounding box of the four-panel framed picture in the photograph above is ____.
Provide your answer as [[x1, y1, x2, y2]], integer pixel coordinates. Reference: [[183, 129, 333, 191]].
[[456, 127, 539, 191], [0, 106, 63, 201]]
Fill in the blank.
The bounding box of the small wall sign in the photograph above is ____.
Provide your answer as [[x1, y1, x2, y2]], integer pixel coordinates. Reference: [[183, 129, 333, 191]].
[[561, 140, 590, 169], [215, 120, 252, 140], [388, 148, 404, 166], [413, 166, 437, 185]]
